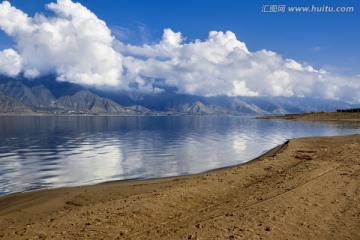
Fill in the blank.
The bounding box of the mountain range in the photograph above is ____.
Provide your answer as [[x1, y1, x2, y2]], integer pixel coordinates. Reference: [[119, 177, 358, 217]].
[[0, 75, 357, 115]]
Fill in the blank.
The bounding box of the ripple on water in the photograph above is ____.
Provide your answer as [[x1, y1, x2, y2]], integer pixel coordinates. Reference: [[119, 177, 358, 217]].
[[0, 115, 359, 196]]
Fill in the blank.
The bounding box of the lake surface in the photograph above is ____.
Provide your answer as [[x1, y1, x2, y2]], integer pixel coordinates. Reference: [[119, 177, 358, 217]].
[[0, 115, 359, 196]]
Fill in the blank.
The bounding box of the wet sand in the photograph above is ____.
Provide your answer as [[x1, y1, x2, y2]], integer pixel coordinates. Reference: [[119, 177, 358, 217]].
[[0, 113, 360, 239]]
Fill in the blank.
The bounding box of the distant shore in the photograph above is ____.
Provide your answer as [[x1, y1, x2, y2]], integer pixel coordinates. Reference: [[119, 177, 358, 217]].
[[1, 122, 360, 239], [256, 111, 360, 122]]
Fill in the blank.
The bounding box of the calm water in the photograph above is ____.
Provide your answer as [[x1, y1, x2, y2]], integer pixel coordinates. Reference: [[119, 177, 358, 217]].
[[0, 116, 359, 196]]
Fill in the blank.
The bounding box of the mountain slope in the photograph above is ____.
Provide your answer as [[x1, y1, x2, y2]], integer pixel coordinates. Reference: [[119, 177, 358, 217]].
[[57, 90, 134, 114], [0, 79, 41, 108], [0, 76, 145, 114], [0, 75, 358, 115], [0, 93, 33, 113]]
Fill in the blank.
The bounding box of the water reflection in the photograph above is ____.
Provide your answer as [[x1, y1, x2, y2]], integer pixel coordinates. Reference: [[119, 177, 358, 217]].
[[0, 116, 359, 195]]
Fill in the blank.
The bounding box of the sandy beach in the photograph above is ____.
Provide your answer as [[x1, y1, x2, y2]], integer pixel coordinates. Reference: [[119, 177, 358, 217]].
[[1, 113, 360, 239]]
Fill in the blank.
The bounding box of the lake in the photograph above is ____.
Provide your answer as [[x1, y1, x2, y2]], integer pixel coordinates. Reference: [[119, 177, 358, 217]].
[[0, 115, 359, 196]]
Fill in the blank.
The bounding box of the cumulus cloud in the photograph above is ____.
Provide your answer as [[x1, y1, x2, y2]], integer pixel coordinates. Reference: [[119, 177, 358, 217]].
[[118, 29, 360, 101], [0, 48, 22, 76], [0, 0, 122, 86], [0, 0, 359, 102]]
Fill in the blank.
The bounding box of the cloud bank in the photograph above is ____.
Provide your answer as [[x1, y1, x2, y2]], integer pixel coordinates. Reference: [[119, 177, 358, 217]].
[[0, 0, 359, 102]]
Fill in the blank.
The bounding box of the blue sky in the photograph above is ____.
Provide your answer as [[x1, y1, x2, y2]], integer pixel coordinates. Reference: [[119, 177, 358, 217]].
[[3, 0, 359, 75], [0, 0, 359, 101]]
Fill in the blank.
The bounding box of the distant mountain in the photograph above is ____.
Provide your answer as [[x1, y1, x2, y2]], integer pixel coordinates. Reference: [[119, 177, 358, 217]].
[[0, 93, 33, 114], [0, 75, 358, 115], [0, 76, 148, 114], [119, 91, 357, 115], [57, 90, 140, 114]]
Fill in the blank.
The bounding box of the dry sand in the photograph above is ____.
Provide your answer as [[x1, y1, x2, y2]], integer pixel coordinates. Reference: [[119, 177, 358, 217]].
[[1, 114, 360, 239]]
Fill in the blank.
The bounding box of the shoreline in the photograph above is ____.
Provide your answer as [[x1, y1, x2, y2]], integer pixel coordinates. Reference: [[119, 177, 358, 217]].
[[1, 134, 359, 239], [0, 140, 289, 210], [0, 139, 289, 199], [256, 111, 360, 122]]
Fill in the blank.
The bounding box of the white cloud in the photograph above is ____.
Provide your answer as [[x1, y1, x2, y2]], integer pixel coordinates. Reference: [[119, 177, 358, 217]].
[[0, 0, 122, 86], [161, 28, 182, 47], [0, 0, 359, 102], [0, 1, 34, 36], [285, 59, 303, 71], [118, 29, 360, 101], [0, 48, 22, 76]]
